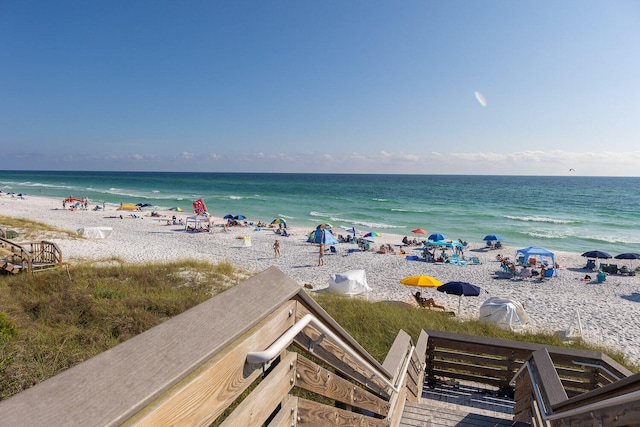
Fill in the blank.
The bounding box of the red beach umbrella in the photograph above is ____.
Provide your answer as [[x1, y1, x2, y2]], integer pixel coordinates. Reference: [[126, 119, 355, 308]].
[[411, 228, 427, 235]]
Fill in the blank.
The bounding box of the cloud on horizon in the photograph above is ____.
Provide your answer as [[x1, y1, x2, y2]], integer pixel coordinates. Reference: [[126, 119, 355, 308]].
[[3, 149, 639, 176]]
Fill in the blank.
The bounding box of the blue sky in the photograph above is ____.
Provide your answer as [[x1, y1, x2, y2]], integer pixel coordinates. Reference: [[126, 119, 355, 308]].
[[1, 1, 639, 175]]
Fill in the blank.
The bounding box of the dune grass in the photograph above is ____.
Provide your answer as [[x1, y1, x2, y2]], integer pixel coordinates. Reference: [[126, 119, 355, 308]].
[[313, 293, 638, 371], [0, 215, 78, 241], [0, 260, 240, 400], [1, 262, 636, 402]]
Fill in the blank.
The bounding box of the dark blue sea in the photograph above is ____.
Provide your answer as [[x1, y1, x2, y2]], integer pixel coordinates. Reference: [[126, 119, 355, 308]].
[[1, 171, 638, 255]]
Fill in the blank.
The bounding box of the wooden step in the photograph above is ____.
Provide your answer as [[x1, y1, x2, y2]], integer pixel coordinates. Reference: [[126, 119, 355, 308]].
[[1, 261, 21, 274]]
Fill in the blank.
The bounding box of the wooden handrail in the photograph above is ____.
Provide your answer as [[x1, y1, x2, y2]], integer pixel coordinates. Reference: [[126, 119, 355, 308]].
[[0, 237, 62, 272], [0, 267, 413, 427], [423, 328, 631, 394]]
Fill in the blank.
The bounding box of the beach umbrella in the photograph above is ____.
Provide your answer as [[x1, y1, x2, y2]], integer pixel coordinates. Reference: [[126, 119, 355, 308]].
[[411, 228, 427, 235], [234, 215, 246, 220], [483, 234, 503, 241], [136, 203, 153, 208], [271, 218, 287, 227], [614, 253, 640, 269], [581, 250, 612, 259], [428, 232, 447, 241], [316, 223, 333, 229], [614, 253, 640, 260], [169, 207, 184, 212], [344, 227, 362, 235], [118, 204, 139, 211], [438, 281, 481, 313], [364, 231, 381, 237], [224, 214, 234, 219], [400, 275, 442, 288]]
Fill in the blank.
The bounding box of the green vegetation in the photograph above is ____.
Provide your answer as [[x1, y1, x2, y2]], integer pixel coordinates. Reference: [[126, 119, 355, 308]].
[[0, 260, 241, 400], [1, 261, 635, 402], [313, 293, 638, 371]]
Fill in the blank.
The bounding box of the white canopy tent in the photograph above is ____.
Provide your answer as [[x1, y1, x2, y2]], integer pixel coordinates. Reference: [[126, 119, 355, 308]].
[[77, 227, 113, 239], [327, 270, 371, 296], [479, 297, 529, 331], [185, 215, 214, 230]]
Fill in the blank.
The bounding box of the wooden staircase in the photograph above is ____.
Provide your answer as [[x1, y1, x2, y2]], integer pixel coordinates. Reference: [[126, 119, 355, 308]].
[[0, 237, 62, 274]]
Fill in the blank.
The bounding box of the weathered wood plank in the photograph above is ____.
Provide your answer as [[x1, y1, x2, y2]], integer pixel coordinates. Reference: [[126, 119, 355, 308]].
[[382, 329, 412, 382], [296, 354, 390, 417], [295, 303, 392, 398], [531, 349, 567, 409], [430, 368, 506, 389], [266, 395, 298, 427], [128, 301, 297, 426], [550, 398, 640, 427], [297, 397, 390, 427], [0, 267, 302, 427], [295, 292, 391, 379], [220, 351, 297, 427], [552, 371, 640, 413], [432, 348, 517, 368]]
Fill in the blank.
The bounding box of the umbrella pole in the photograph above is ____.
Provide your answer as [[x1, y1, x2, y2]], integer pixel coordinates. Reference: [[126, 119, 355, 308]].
[[458, 296, 461, 314]]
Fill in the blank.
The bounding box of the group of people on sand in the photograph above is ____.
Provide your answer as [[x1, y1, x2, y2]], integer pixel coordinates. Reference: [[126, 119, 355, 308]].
[[496, 253, 557, 279], [402, 236, 424, 246]]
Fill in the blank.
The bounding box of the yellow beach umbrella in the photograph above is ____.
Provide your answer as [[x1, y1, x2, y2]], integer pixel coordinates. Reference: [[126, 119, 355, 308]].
[[117, 204, 139, 211], [399, 275, 442, 288]]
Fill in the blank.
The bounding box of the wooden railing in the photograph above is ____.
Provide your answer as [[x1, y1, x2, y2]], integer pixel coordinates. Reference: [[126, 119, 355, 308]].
[[2, 266, 638, 426], [512, 350, 640, 426], [423, 329, 631, 397], [422, 329, 639, 426], [0, 267, 421, 427], [0, 237, 62, 273]]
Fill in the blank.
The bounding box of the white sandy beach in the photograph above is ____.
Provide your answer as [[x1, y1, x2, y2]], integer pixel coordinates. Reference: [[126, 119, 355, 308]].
[[2, 195, 639, 366]]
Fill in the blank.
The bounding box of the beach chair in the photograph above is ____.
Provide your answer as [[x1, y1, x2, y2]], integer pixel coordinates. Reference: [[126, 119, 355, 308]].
[[468, 256, 481, 265], [412, 292, 446, 311], [450, 254, 466, 266]]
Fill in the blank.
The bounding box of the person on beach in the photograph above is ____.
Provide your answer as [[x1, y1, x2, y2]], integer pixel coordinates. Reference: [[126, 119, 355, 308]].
[[318, 244, 325, 266], [273, 239, 281, 258], [414, 291, 445, 310]]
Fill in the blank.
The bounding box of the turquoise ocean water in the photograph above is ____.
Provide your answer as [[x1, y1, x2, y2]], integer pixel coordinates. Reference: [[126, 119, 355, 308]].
[[1, 171, 638, 255]]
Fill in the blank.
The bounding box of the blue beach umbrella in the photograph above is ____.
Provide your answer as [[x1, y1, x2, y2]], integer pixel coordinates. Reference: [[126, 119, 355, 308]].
[[614, 253, 640, 269], [581, 250, 612, 259], [224, 214, 234, 219], [428, 232, 447, 241], [234, 215, 246, 220], [438, 281, 481, 313], [483, 234, 503, 241]]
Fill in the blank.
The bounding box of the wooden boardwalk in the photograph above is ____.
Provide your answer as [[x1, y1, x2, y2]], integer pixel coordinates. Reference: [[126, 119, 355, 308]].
[[400, 379, 530, 427]]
